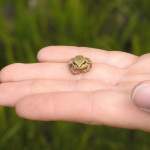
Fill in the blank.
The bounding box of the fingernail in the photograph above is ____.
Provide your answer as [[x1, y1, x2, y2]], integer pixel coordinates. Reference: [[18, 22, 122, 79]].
[[132, 84, 150, 112]]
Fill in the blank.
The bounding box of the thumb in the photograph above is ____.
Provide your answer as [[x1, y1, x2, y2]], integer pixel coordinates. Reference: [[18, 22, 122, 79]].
[[132, 81, 150, 112]]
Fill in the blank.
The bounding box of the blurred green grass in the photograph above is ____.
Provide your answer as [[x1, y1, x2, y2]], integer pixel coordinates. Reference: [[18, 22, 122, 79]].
[[1, 0, 150, 149]]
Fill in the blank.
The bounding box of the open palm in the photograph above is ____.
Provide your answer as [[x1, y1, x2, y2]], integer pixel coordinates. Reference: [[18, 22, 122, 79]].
[[0, 46, 150, 132]]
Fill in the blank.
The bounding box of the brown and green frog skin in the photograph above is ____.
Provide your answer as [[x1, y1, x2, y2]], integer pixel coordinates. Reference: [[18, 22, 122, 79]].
[[69, 55, 92, 75]]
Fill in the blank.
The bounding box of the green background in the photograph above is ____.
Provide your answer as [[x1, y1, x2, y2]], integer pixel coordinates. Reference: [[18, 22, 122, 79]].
[[0, 0, 150, 149]]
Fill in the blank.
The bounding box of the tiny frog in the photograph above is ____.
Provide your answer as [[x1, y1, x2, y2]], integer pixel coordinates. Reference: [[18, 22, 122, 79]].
[[69, 55, 92, 75]]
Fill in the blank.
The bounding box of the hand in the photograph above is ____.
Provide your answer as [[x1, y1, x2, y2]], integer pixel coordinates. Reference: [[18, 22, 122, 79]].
[[0, 46, 150, 132]]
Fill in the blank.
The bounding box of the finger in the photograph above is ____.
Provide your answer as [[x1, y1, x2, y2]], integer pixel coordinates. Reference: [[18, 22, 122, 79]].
[[16, 90, 150, 132], [136, 53, 150, 63], [0, 79, 112, 107], [120, 74, 150, 93], [131, 80, 150, 112], [37, 46, 138, 68], [127, 53, 150, 74], [2, 73, 150, 107], [0, 62, 122, 83]]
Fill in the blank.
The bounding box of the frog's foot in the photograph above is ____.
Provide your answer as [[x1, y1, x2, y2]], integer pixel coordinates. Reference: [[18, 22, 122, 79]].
[[73, 70, 81, 75], [81, 69, 89, 73], [81, 64, 92, 73], [69, 67, 81, 75]]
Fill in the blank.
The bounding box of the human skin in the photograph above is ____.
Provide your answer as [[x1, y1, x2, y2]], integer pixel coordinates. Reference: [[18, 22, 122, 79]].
[[0, 46, 150, 132]]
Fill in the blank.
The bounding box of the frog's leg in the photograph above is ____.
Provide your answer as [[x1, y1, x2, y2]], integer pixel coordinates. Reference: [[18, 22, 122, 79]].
[[82, 68, 88, 73], [73, 70, 81, 75], [69, 66, 81, 75], [81, 64, 92, 73]]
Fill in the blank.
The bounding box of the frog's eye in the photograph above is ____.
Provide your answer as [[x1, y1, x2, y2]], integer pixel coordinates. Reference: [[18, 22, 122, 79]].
[[73, 62, 76, 65], [83, 61, 86, 64]]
